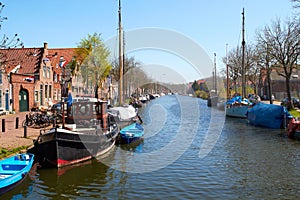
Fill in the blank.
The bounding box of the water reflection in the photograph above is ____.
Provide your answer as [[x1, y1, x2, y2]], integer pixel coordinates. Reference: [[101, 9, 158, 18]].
[[2, 95, 300, 199]]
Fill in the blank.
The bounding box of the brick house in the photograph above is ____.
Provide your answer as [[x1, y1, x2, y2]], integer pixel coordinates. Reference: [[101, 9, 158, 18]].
[[0, 43, 111, 113], [258, 68, 300, 100]]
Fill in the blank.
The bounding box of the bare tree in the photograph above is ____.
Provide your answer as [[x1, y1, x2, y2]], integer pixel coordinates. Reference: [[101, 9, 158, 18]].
[[245, 44, 262, 94], [0, 2, 23, 48], [223, 46, 243, 95], [291, 0, 300, 9], [256, 17, 300, 109], [256, 41, 274, 104], [222, 44, 260, 96]]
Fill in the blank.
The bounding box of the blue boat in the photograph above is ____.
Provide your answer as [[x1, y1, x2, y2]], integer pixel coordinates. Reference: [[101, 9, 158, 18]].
[[119, 123, 144, 144], [0, 153, 34, 195], [246, 102, 292, 129]]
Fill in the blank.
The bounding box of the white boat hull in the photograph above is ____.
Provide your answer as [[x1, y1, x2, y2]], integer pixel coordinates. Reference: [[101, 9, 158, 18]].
[[225, 105, 248, 118]]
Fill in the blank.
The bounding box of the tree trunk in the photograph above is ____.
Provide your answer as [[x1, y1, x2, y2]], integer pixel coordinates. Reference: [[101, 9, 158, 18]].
[[267, 68, 273, 104], [286, 76, 293, 110]]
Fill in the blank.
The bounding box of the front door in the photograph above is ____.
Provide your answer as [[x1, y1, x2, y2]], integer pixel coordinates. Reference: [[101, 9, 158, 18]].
[[5, 90, 9, 111], [19, 89, 29, 112]]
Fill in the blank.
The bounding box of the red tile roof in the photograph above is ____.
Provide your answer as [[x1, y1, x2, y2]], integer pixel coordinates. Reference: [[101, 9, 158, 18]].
[[48, 48, 77, 67], [0, 47, 78, 76], [0, 48, 43, 75]]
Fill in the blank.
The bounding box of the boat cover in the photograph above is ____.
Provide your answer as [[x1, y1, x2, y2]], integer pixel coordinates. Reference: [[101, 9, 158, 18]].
[[226, 96, 250, 105], [109, 105, 137, 121], [246, 102, 292, 129]]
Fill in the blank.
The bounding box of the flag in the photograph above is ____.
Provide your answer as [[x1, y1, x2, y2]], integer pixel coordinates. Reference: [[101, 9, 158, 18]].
[[24, 76, 34, 82]]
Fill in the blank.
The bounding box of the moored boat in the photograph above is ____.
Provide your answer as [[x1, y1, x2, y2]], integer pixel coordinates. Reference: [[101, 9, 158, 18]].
[[287, 117, 300, 139], [0, 153, 34, 195], [34, 99, 119, 168], [119, 123, 144, 144], [108, 105, 141, 129], [225, 96, 250, 118], [246, 102, 292, 129]]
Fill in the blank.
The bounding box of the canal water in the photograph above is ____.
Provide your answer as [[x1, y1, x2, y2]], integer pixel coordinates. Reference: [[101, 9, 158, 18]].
[[2, 95, 300, 199]]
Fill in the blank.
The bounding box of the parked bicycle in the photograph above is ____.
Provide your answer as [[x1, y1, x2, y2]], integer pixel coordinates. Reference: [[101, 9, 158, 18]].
[[22, 109, 51, 128]]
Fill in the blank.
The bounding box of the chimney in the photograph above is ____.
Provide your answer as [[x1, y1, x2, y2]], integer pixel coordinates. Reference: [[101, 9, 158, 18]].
[[44, 42, 48, 56]]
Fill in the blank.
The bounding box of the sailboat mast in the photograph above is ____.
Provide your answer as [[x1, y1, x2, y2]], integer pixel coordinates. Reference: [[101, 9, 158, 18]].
[[226, 43, 230, 100], [118, 0, 124, 105], [214, 53, 217, 94], [241, 8, 246, 98]]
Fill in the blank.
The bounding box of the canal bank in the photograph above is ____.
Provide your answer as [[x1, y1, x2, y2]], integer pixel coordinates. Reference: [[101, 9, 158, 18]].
[[0, 112, 40, 151], [2, 95, 299, 200]]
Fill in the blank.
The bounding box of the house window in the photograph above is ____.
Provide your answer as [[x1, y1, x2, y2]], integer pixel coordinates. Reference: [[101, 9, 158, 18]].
[[49, 85, 52, 99], [0, 89, 2, 107], [47, 67, 50, 78], [58, 89, 61, 100], [54, 72, 57, 82], [0, 71, 2, 84], [54, 89, 57, 101], [45, 85, 48, 99], [43, 66, 47, 77], [40, 85, 43, 105], [34, 91, 39, 102]]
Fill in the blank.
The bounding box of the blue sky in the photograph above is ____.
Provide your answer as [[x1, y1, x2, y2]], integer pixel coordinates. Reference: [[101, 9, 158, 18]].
[[0, 0, 295, 83]]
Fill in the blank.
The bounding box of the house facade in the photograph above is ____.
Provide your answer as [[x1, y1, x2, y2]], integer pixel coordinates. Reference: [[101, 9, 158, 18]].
[[0, 42, 103, 113], [258, 68, 300, 100]]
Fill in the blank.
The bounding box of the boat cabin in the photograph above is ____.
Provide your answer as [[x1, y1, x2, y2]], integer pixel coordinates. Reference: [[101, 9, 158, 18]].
[[66, 100, 108, 130]]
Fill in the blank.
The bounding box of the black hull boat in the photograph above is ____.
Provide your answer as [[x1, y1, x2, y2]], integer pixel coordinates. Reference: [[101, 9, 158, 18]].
[[34, 126, 118, 168], [34, 99, 119, 168]]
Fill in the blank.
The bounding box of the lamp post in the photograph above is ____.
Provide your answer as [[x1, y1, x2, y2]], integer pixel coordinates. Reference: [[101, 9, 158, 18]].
[[59, 56, 65, 128]]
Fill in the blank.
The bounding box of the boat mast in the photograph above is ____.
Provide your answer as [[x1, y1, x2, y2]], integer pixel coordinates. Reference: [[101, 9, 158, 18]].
[[241, 8, 246, 98], [214, 53, 217, 95], [226, 43, 230, 100], [118, 0, 124, 105]]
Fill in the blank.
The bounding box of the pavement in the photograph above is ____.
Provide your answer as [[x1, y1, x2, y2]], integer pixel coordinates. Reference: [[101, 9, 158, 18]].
[[0, 112, 42, 150]]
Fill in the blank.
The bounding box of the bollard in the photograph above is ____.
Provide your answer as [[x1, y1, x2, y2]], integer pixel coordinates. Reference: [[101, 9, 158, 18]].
[[53, 118, 56, 127], [16, 117, 19, 129], [1, 119, 4, 132], [24, 126, 27, 138]]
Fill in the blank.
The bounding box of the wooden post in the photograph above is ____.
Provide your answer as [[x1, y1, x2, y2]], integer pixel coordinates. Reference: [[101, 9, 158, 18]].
[[16, 117, 19, 129], [2, 119, 5, 132], [23, 126, 27, 138]]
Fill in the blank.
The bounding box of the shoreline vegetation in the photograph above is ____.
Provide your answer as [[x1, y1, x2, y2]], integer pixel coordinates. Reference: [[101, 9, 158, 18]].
[[0, 146, 29, 159]]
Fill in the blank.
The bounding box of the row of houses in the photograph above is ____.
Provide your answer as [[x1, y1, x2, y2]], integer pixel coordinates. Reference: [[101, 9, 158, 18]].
[[0, 42, 111, 113], [190, 68, 300, 101]]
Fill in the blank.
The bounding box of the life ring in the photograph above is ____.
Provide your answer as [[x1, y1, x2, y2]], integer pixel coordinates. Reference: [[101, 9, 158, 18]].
[[78, 105, 89, 115], [95, 105, 100, 114]]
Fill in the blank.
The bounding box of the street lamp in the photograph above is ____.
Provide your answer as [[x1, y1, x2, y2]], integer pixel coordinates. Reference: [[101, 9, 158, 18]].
[[59, 56, 66, 127]]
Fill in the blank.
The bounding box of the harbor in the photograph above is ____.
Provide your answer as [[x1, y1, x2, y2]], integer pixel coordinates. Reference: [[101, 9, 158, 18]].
[[1, 0, 300, 199], [1, 95, 300, 199]]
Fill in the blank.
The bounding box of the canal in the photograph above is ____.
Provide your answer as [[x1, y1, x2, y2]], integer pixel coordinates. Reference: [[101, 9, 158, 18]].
[[2, 95, 300, 199]]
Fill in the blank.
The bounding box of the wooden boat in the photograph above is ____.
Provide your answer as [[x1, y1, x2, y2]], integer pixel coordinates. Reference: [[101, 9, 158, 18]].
[[246, 102, 292, 129], [108, 105, 141, 129], [225, 96, 250, 118], [34, 99, 119, 168], [225, 9, 250, 118], [119, 123, 144, 144], [287, 117, 300, 139], [0, 153, 34, 195]]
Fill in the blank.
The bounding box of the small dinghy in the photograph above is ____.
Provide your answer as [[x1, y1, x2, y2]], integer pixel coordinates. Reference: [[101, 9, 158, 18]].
[[0, 153, 34, 195], [119, 123, 144, 144]]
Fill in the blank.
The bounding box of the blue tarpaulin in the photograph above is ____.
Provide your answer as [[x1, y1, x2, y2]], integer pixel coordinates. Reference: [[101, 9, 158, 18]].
[[246, 102, 292, 129], [226, 96, 250, 104]]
